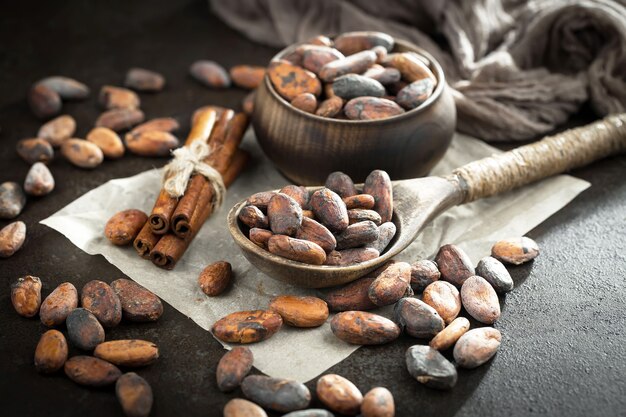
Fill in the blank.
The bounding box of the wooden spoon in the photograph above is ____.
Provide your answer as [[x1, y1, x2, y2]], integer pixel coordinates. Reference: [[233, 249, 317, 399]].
[[227, 115, 626, 288]]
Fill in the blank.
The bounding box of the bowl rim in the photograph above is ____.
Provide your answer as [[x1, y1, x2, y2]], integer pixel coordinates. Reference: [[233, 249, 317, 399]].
[[264, 37, 447, 124]]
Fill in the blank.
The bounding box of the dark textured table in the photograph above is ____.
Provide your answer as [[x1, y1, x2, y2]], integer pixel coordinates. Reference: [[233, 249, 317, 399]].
[[1, 1, 625, 416]]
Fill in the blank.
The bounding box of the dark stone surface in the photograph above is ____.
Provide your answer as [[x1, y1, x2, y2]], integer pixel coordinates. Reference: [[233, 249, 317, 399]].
[[0, 1, 625, 416]]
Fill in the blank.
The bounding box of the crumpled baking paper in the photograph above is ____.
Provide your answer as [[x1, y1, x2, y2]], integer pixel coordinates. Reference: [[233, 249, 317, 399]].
[[41, 131, 589, 382]]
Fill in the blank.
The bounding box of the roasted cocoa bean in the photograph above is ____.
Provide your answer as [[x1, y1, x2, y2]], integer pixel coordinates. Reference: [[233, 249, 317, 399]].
[[268, 235, 326, 265], [239, 205, 269, 229], [319, 50, 377, 82], [268, 60, 321, 101], [422, 281, 461, 324], [410, 260, 440, 292], [40, 282, 78, 327], [190, 60, 231, 88], [66, 308, 105, 350], [334, 31, 395, 56], [87, 127, 125, 159], [37, 76, 90, 100], [34, 329, 68, 373], [125, 130, 179, 157], [476, 256, 514, 293], [364, 170, 393, 223], [198, 261, 233, 296], [38, 114, 76, 147], [24, 162, 55, 196], [291, 93, 318, 114], [279, 185, 310, 208], [28, 84, 62, 119], [64, 356, 122, 386], [453, 327, 502, 369], [230, 65, 266, 90], [0, 182, 26, 219], [307, 35, 334, 47], [81, 280, 122, 328], [324, 247, 379, 266], [212, 310, 283, 343], [111, 278, 163, 322], [491, 236, 540, 265], [345, 96, 405, 120], [324, 275, 378, 312], [16, 137, 54, 164], [249, 228, 273, 249], [316, 374, 363, 415], [267, 193, 303, 236], [105, 209, 148, 246], [330, 311, 400, 345], [116, 372, 153, 417], [301, 46, 345, 75], [129, 117, 180, 136], [362, 387, 395, 417], [125, 67, 165, 92], [394, 297, 445, 339], [368, 261, 411, 306], [11, 275, 41, 317], [343, 194, 375, 210], [332, 74, 385, 100], [1, 221, 26, 258], [302, 209, 315, 219], [99, 85, 140, 110], [460, 275, 501, 324], [310, 188, 349, 233], [242, 90, 256, 115], [216, 346, 254, 392], [405, 345, 457, 390], [96, 108, 145, 132], [429, 317, 470, 351], [325, 171, 357, 198], [363, 65, 401, 85], [324, 82, 336, 98], [241, 375, 311, 412], [295, 217, 336, 253], [94, 340, 159, 367], [396, 78, 436, 110], [269, 295, 329, 327], [223, 399, 267, 417], [61, 139, 104, 169], [336, 220, 379, 250], [434, 244, 475, 286], [385, 53, 436, 83], [372, 45, 388, 62], [348, 209, 382, 225], [246, 191, 277, 211], [283, 410, 333, 417], [315, 96, 344, 118]]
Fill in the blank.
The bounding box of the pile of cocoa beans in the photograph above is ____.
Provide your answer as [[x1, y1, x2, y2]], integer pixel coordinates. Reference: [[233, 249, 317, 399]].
[[10, 275, 163, 417], [267, 31, 437, 120], [239, 169, 395, 266]]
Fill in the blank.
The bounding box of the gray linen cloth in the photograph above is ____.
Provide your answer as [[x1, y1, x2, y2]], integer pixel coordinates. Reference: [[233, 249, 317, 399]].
[[209, 0, 626, 142]]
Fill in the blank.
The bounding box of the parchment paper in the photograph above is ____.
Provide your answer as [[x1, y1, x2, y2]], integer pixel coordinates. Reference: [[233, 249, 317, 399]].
[[41, 131, 590, 382]]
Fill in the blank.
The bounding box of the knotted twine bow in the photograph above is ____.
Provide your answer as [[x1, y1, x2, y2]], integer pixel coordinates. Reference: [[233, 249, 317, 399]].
[[162, 140, 225, 209]]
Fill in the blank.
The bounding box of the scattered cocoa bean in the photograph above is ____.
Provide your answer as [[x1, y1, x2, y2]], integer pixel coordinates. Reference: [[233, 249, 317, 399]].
[[410, 260, 440, 292], [40, 282, 78, 327], [295, 217, 336, 253], [16, 137, 54, 164], [1, 221, 26, 258], [429, 317, 470, 351], [460, 275, 501, 324], [267, 235, 326, 265], [242, 90, 256, 115], [190, 60, 230, 88], [128, 117, 180, 136], [37, 76, 90, 100], [361, 387, 394, 417], [310, 188, 349, 233], [212, 310, 283, 344], [315, 96, 344, 118], [453, 327, 502, 369], [491, 236, 540, 265], [279, 185, 310, 208], [268, 60, 321, 101], [64, 355, 122, 387], [198, 261, 233, 296], [87, 127, 125, 159], [96, 108, 145, 132], [81, 280, 122, 328], [385, 53, 436, 83], [394, 297, 445, 339], [125, 67, 165, 92], [105, 209, 149, 246], [94, 339, 159, 367], [476, 256, 514, 293], [334, 31, 395, 56], [11, 275, 41, 317], [363, 66, 401, 85], [368, 261, 411, 306], [343, 194, 375, 210], [324, 247, 379, 266], [324, 274, 377, 312], [336, 220, 379, 250], [301, 46, 345, 75], [332, 74, 385, 100], [110, 278, 163, 322], [317, 374, 363, 415], [242, 375, 311, 412], [28, 84, 62, 119], [223, 399, 267, 417], [246, 191, 277, 211], [239, 205, 269, 229], [0, 182, 26, 219], [125, 130, 179, 157], [330, 311, 400, 345], [291, 93, 318, 113], [38, 114, 76, 147], [61, 139, 104, 169], [348, 209, 382, 226], [99, 85, 140, 110], [216, 346, 254, 392], [434, 244, 475, 286], [345, 96, 405, 120], [269, 295, 329, 327], [325, 171, 357, 198], [24, 162, 55, 196], [230, 65, 266, 90], [422, 281, 461, 324], [319, 50, 377, 82], [405, 345, 457, 390], [267, 193, 303, 236], [116, 372, 153, 417], [396, 78, 436, 110], [34, 330, 68, 373], [249, 228, 273, 249], [66, 308, 105, 350]]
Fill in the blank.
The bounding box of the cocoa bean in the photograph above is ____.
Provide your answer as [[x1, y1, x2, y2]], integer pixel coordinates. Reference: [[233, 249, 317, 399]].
[[330, 311, 400, 345], [190, 60, 231, 88], [64, 356, 121, 386], [343, 194, 375, 210], [212, 310, 283, 344], [16, 137, 54, 164], [242, 90, 256, 115], [385, 53, 436, 83], [249, 228, 273, 249], [319, 50, 377, 82], [96, 108, 145, 132], [368, 261, 411, 306], [61, 139, 104, 169], [40, 282, 78, 327], [223, 399, 267, 417], [291, 93, 318, 114], [105, 209, 148, 246], [125, 67, 165, 92], [364, 170, 393, 223], [24, 162, 55, 196], [242, 375, 311, 412], [99, 85, 140, 110], [239, 205, 269, 229], [332, 74, 385, 100], [301, 46, 344, 75], [348, 209, 382, 226], [1, 221, 26, 258], [269, 295, 329, 327], [216, 346, 254, 392], [364, 221, 395, 255], [434, 244, 475, 286], [198, 261, 233, 296], [324, 82, 336, 98], [345, 96, 405, 120], [324, 247, 379, 266], [0, 182, 26, 219], [38, 114, 76, 147], [422, 281, 461, 324], [429, 317, 470, 351], [87, 127, 125, 159], [310, 188, 349, 233], [453, 327, 502, 369], [125, 130, 179, 157], [410, 260, 440, 292], [268, 60, 321, 101], [267, 193, 303, 236], [246, 191, 277, 211], [283, 410, 333, 417], [325, 171, 357, 198], [491, 236, 540, 265], [394, 297, 445, 339], [268, 235, 326, 265], [129, 117, 180, 136], [405, 345, 457, 390], [396, 78, 436, 110], [281, 49, 304, 67], [295, 217, 336, 253], [362, 387, 395, 417], [28, 84, 61, 119], [81, 280, 122, 328], [315, 96, 344, 118], [460, 275, 501, 324], [334, 31, 395, 56], [66, 308, 105, 350], [316, 374, 363, 415], [34, 329, 68, 373], [116, 372, 153, 417], [11, 275, 41, 317], [324, 274, 377, 312], [279, 185, 310, 208], [363, 65, 401, 85], [307, 35, 334, 47], [371, 45, 388, 63], [476, 256, 514, 293], [230, 65, 266, 90], [37, 76, 90, 100], [110, 278, 163, 322], [335, 220, 379, 250], [94, 340, 159, 367]]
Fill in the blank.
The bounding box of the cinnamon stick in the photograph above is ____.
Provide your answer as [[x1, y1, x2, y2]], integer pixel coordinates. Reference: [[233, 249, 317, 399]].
[[133, 222, 161, 259]]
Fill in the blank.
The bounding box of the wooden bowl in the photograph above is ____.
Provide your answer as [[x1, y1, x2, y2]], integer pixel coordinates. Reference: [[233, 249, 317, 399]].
[[252, 38, 456, 185]]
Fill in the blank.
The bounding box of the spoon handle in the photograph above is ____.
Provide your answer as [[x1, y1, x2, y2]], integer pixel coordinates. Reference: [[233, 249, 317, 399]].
[[452, 114, 626, 203]]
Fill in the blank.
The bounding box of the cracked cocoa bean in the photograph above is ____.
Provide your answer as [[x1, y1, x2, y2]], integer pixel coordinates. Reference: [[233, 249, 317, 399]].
[[212, 310, 283, 344], [216, 346, 254, 392], [331, 311, 400, 345], [242, 375, 311, 412], [394, 297, 444, 339]]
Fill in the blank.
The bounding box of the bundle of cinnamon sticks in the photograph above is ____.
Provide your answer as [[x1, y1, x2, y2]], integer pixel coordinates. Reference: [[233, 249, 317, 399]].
[[133, 106, 250, 269]]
